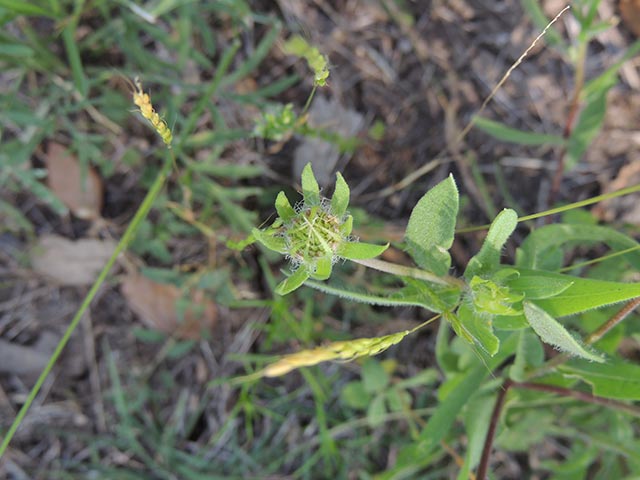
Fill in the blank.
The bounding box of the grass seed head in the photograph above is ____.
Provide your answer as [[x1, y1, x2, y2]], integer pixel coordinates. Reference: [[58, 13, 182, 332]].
[[132, 77, 173, 148]]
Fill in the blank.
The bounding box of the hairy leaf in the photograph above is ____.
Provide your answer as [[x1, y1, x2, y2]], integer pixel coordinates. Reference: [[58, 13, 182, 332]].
[[405, 175, 458, 276], [465, 208, 518, 279], [331, 172, 349, 217], [458, 303, 500, 355], [514, 269, 640, 317], [252, 228, 286, 253], [275, 267, 309, 295], [338, 241, 388, 260], [301, 162, 320, 205], [523, 302, 604, 362], [506, 271, 574, 299], [275, 191, 295, 221]]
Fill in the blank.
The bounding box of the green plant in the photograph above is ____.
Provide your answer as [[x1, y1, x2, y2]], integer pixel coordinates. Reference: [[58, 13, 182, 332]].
[[246, 162, 640, 476], [3, 2, 640, 479]]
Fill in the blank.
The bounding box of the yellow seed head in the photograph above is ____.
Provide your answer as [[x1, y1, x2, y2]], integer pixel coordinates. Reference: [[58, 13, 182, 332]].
[[132, 77, 173, 147], [262, 330, 410, 377]]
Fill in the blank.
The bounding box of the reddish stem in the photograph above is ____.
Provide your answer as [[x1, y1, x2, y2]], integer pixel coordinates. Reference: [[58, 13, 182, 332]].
[[476, 379, 513, 480]]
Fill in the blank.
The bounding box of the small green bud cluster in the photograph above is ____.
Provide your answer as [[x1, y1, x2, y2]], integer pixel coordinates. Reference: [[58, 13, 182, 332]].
[[253, 103, 298, 141], [282, 35, 330, 87], [253, 163, 388, 295]]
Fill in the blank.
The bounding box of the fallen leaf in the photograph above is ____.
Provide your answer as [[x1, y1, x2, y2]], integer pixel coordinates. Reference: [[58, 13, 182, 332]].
[[30, 234, 117, 286], [121, 273, 217, 340], [621, 0, 640, 37], [592, 161, 640, 225], [45, 142, 103, 220]]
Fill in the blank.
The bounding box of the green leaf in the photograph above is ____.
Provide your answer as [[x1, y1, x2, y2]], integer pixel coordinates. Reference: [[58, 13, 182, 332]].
[[506, 271, 574, 299], [510, 329, 544, 382], [516, 224, 640, 271], [444, 310, 474, 344], [493, 313, 528, 330], [386, 388, 411, 412], [495, 409, 556, 452], [275, 268, 310, 295], [339, 214, 353, 236], [385, 333, 519, 478], [523, 302, 604, 362], [337, 241, 388, 260], [559, 359, 640, 400], [474, 117, 566, 146], [405, 175, 458, 276], [14, 169, 68, 216], [457, 303, 500, 356], [515, 269, 640, 317], [400, 278, 462, 312], [459, 394, 495, 480], [331, 172, 350, 217], [362, 359, 390, 393], [301, 163, 320, 205], [275, 191, 296, 221], [469, 276, 523, 316], [340, 381, 371, 410], [251, 228, 286, 253], [0, 0, 59, 17], [367, 394, 387, 427], [312, 255, 333, 280], [465, 208, 518, 278]]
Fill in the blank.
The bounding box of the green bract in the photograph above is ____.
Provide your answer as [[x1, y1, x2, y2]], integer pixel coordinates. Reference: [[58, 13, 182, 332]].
[[253, 163, 388, 295]]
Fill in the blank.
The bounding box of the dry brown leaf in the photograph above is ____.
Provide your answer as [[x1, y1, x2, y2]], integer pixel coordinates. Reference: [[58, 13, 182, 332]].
[[30, 234, 117, 286], [121, 273, 217, 340], [45, 142, 103, 220], [592, 161, 640, 225], [621, 0, 640, 37]]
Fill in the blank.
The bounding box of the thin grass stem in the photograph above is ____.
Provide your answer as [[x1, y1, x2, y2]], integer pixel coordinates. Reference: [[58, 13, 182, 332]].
[[0, 153, 174, 458]]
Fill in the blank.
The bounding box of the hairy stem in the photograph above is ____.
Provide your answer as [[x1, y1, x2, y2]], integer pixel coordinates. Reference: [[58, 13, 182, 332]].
[[0, 154, 174, 458], [584, 296, 640, 345]]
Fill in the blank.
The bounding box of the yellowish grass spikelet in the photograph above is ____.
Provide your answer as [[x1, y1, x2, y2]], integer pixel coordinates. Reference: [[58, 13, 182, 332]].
[[132, 77, 173, 148], [262, 330, 410, 377]]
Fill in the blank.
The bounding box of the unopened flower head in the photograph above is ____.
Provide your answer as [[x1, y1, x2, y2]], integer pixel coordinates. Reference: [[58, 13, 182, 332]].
[[252, 163, 388, 295], [284, 198, 346, 267]]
